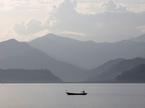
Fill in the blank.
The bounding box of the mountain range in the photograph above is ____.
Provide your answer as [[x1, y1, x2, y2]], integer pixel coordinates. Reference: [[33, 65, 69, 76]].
[[115, 64, 145, 83], [0, 39, 86, 82], [30, 34, 145, 69], [87, 58, 145, 83], [0, 33, 145, 83]]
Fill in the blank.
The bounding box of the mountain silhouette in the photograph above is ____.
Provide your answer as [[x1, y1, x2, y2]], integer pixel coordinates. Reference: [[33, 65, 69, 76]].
[[30, 33, 145, 69], [115, 64, 145, 83], [87, 58, 145, 83], [1, 35, 145, 83], [0, 39, 86, 82]]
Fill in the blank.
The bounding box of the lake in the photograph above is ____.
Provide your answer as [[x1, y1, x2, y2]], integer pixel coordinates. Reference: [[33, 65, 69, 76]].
[[0, 84, 145, 108]]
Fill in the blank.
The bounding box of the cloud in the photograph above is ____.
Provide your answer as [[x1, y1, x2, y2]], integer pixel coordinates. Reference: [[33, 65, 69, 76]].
[[76, 0, 145, 14], [2, 0, 145, 42], [113, 0, 145, 13], [102, 0, 127, 12], [0, 0, 14, 11], [76, 0, 128, 14], [49, 0, 145, 42], [14, 19, 47, 35], [0, 0, 62, 12]]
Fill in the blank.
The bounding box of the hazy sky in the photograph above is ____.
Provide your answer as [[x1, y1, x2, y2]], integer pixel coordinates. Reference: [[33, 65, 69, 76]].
[[0, 0, 145, 42]]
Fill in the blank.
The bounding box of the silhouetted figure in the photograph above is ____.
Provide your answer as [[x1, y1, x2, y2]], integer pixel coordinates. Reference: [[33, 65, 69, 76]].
[[82, 91, 85, 93]]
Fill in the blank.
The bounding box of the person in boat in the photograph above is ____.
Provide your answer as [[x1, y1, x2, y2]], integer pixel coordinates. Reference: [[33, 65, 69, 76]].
[[82, 91, 85, 93]]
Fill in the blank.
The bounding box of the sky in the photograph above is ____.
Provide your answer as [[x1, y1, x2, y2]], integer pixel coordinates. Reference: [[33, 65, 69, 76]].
[[0, 0, 145, 42]]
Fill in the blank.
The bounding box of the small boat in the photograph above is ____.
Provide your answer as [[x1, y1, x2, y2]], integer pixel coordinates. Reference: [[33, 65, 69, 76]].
[[66, 91, 87, 95]]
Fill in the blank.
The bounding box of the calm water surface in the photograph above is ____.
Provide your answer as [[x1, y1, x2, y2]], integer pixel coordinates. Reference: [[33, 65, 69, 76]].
[[0, 84, 145, 108]]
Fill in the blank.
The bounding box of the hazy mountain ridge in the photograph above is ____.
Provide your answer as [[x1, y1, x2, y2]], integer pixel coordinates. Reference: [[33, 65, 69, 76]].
[[0, 39, 86, 82], [29, 34, 145, 83], [1, 34, 145, 83], [30, 34, 145, 69], [115, 64, 145, 83], [30, 34, 98, 69], [0, 69, 62, 83], [87, 58, 145, 83]]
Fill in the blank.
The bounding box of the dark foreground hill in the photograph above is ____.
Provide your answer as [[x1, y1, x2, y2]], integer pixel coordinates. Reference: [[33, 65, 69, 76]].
[[87, 58, 145, 83], [0, 69, 62, 83], [115, 64, 145, 83]]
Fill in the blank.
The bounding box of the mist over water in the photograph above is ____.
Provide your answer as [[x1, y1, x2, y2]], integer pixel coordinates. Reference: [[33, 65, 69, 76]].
[[0, 84, 145, 108]]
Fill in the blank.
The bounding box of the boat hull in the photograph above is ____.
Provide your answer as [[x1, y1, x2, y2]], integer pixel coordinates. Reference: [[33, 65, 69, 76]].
[[66, 92, 87, 95]]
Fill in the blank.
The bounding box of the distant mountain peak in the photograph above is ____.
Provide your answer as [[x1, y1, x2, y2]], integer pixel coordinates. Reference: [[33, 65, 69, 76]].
[[0, 39, 22, 47], [2, 39, 18, 43], [32, 33, 81, 44]]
